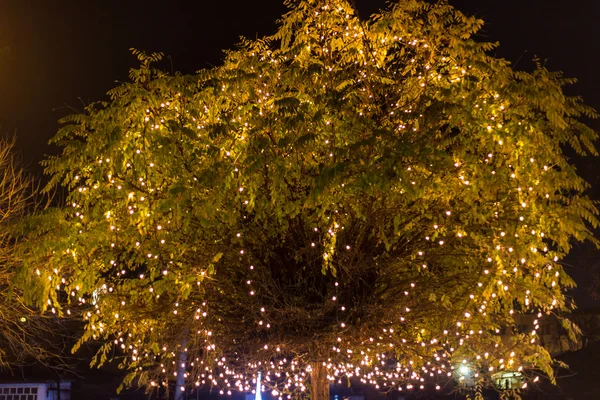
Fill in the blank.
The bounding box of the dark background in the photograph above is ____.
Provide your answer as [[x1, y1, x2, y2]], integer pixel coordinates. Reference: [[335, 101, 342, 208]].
[[0, 0, 599, 305]]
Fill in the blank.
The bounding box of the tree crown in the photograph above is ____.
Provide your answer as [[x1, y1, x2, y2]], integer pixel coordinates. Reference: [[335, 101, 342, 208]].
[[19, 0, 599, 396]]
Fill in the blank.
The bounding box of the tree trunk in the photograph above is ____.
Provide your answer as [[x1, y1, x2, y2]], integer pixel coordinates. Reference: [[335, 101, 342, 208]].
[[175, 338, 188, 400], [310, 363, 330, 400]]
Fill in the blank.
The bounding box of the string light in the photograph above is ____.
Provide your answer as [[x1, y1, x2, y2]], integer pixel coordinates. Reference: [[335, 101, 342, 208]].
[[25, 0, 598, 397]]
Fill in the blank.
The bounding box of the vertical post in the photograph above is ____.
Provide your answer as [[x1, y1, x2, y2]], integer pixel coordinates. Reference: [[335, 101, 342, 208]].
[[310, 363, 329, 400], [255, 372, 263, 400], [175, 338, 189, 400]]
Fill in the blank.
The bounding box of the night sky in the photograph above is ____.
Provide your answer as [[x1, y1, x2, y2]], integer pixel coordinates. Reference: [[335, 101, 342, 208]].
[[1, 0, 599, 304]]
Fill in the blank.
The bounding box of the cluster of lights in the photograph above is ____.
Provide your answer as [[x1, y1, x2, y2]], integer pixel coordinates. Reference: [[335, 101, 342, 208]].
[[30, 0, 597, 398]]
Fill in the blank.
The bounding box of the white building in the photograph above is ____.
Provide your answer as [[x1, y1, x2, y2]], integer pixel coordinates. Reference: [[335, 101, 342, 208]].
[[0, 381, 71, 400]]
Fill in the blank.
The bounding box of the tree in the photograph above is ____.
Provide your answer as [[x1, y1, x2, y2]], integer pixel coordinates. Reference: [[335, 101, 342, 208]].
[[0, 137, 67, 368], [19, 0, 599, 398]]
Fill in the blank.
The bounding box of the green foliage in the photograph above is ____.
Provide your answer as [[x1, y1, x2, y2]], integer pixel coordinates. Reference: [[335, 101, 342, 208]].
[[16, 0, 598, 396]]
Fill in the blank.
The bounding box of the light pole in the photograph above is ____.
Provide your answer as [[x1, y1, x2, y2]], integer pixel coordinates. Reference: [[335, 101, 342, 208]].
[[255, 372, 263, 400]]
